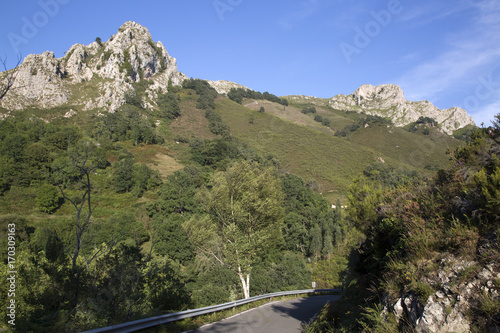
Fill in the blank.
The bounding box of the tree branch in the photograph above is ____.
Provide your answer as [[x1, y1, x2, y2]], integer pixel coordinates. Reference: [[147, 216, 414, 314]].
[[0, 55, 22, 101]]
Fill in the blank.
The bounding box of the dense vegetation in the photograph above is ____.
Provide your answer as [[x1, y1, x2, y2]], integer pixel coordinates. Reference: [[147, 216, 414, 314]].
[[312, 117, 500, 332], [334, 114, 392, 138], [0, 81, 348, 332], [227, 87, 289, 107]]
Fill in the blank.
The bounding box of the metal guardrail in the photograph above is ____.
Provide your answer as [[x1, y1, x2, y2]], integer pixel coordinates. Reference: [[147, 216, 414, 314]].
[[82, 288, 340, 333]]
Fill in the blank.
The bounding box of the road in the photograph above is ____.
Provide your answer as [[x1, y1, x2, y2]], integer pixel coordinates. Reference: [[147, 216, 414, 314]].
[[187, 295, 340, 333]]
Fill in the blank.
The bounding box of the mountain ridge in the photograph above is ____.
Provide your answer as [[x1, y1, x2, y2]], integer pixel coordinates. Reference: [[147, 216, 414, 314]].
[[329, 83, 475, 134], [0, 21, 476, 134]]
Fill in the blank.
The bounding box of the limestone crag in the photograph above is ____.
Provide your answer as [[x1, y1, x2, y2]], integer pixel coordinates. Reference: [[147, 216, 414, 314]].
[[1, 51, 69, 110], [330, 84, 475, 134], [0, 21, 186, 113], [207, 80, 251, 95], [384, 257, 500, 332]]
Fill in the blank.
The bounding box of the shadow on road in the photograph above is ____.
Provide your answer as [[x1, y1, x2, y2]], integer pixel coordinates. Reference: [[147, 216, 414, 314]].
[[188, 295, 340, 333]]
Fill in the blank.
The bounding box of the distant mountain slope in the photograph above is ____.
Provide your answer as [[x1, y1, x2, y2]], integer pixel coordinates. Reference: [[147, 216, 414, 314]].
[[189, 97, 463, 199], [330, 84, 475, 134]]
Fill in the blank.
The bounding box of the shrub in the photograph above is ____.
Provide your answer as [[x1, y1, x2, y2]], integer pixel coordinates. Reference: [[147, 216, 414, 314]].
[[302, 106, 317, 114], [36, 184, 60, 213]]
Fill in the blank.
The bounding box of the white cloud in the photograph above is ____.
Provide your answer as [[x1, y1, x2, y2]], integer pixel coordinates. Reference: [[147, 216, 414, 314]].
[[395, 0, 500, 105], [396, 1, 470, 26]]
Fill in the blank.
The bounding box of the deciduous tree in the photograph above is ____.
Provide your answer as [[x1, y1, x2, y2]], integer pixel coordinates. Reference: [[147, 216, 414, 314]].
[[186, 160, 284, 298]]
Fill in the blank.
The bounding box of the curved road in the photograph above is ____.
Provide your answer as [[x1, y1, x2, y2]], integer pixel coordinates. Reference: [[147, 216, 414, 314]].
[[188, 295, 340, 333]]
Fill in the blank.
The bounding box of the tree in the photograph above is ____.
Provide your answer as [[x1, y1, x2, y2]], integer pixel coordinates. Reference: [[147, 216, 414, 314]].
[[157, 91, 180, 119], [346, 175, 383, 232], [114, 155, 134, 192], [314, 115, 323, 123], [36, 184, 60, 213], [0, 56, 22, 101], [50, 139, 109, 304], [186, 161, 284, 299]]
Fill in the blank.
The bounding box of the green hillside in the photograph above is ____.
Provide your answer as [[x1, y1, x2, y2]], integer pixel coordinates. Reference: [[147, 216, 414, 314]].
[[0, 78, 474, 332], [190, 95, 464, 201]]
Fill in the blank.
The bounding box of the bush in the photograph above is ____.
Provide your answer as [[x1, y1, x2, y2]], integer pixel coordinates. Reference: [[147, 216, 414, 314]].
[[302, 106, 316, 114], [36, 184, 60, 213]]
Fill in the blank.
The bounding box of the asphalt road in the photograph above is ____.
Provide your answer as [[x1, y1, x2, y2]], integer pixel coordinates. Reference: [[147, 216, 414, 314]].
[[187, 295, 340, 333]]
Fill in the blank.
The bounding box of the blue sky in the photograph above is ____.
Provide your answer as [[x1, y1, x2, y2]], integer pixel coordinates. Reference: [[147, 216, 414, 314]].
[[1, 0, 500, 126]]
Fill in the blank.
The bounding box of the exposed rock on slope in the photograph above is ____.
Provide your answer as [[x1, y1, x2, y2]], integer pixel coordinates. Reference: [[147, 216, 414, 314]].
[[330, 84, 475, 134], [0, 21, 186, 112], [385, 257, 499, 332], [207, 80, 250, 95]]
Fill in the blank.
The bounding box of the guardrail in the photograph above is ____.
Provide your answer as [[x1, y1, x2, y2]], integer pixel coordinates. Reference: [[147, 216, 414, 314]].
[[82, 288, 340, 333]]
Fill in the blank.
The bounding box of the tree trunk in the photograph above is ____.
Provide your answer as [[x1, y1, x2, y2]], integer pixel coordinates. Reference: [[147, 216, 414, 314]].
[[237, 266, 250, 299]]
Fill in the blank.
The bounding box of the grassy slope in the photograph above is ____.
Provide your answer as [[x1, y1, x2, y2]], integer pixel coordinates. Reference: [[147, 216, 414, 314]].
[[213, 97, 463, 201], [216, 98, 379, 199], [350, 124, 462, 171], [3, 86, 464, 204]]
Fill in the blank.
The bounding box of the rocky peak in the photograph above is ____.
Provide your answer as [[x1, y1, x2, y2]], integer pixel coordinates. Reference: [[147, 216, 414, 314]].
[[0, 21, 186, 112], [330, 84, 476, 134], [353, 84, 405, 108], [109, 21, 153, 49]]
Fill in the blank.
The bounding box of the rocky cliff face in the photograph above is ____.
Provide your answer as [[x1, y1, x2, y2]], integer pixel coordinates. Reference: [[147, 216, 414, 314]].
[[330, 84, 476, 134], [0, 21, 186, 113]]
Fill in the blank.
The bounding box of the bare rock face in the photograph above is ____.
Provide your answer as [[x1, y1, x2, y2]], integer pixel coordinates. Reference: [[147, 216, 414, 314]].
[[386, 257, 500, 332], [207, 80, 251, 95], [0, 21, 186, 113], [0, 51, 69, 110], [330, 84, 476, 134], [63, 43, 95, 82]]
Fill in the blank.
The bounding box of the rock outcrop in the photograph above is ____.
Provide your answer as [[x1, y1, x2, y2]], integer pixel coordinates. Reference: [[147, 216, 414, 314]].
[[207, 80, 250, 95], [0, 21, 186, 113], [384, 257, 500, 332], [330, 84, 476, 134]]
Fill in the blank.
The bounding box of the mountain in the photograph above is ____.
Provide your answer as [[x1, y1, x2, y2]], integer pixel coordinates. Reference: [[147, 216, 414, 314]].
[[330, 84, 475, 134], [0, 21, 186, 113], [0, 22, 475, 135], [0, 21, 472, 196]]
